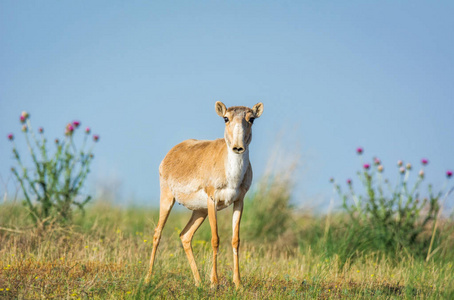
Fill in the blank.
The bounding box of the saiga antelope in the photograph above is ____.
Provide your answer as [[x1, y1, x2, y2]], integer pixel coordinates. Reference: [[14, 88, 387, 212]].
[[145, 101, 264, 289]]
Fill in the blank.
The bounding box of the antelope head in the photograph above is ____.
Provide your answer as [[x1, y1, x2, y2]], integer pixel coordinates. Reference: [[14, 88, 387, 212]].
[[215, 101, 264, 154]]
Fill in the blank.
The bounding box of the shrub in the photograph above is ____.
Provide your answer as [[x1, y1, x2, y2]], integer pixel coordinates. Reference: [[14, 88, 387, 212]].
[[242, 154, 299, 248], [7, 111, 100, 226], [331, 148, 453, 262]]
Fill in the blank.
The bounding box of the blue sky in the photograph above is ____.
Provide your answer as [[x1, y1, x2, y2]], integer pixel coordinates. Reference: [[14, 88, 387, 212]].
[[1, 1, 453, 208]]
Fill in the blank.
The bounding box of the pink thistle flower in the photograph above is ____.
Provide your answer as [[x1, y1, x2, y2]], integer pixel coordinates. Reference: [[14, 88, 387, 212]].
[[20, 111, 29, 123], [377, 165, 384, 173], [7, 133, 14, 141], [65, 123, 74, 136], [356, 147, 363, 155], [397, 160, 403, 167], [347, 179, 352, 185], [363, 163, 370, 170], [73, 120, 80, 128], [373, 157, 381, 165], [447, 170, 453, 178], [399, 167, 405, 174], [93, 134, 100, 142], [38, 127, 44, 133], [85, 127, 91, 134], [421, 158, 429, 165]]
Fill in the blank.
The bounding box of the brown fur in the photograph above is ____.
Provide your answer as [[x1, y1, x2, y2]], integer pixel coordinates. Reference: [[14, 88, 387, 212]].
[[145, 102, 263, 289], [160, 139, 229, 189]]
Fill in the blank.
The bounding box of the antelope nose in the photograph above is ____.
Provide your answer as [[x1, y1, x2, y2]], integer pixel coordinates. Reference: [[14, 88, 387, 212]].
[[233, 147, 245, 154]]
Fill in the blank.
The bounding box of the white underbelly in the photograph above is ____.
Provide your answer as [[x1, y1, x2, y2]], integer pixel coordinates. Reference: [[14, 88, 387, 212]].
[[173, 186, 239, 211], [174, 189, 209, 210]]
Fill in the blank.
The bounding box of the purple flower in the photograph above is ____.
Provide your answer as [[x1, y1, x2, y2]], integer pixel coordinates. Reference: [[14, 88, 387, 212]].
[[356, 147, 363, 155], [363, 163, 370, 170], [73, 120, 81, 128], [421, 158, 429, 165], [399, 167, 405, 174], [347, 179, 352, 185], [85, 127, 91, 134], [373, 157, 381, 165], [20, 111, 29, 123], [38, 127, 44, 133], [447, 170, 453, 178], [7, 133, 14, 141], [65, 123, 74, 136], [93, 134, 100, 142]]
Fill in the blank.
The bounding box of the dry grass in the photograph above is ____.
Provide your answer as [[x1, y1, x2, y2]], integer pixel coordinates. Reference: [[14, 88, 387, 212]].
[[1, 201, 453, 299]]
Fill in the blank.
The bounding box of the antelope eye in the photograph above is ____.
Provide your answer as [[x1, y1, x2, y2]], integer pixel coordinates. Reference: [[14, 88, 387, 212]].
[[249, 117, 255, 124], [224, 117, 229, 123]]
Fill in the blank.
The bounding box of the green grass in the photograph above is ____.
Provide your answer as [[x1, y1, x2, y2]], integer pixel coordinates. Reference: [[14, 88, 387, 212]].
[[1, 200, 453, 299]]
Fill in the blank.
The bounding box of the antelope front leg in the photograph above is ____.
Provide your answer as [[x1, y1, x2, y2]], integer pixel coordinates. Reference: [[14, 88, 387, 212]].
[[232, 199, 243, 289], [207, 196, 219, 288]]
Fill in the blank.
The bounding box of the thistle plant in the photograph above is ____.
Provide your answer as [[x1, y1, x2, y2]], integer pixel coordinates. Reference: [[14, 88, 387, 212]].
[[7, 111, 100, 225], [332, 147, 453, 260]]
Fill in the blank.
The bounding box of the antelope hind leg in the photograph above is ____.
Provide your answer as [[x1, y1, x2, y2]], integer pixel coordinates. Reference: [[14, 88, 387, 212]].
[[180, 210, 207, 286], [145, 185, 175, 283]]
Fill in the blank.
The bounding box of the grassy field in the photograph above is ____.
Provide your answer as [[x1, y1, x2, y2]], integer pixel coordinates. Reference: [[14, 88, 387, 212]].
[[1, 198, 454, 299]]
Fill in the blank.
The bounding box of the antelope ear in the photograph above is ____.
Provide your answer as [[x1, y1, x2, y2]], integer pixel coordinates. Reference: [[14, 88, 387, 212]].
[[252, 102, 264, 118], [215, 101, 227, 117]]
